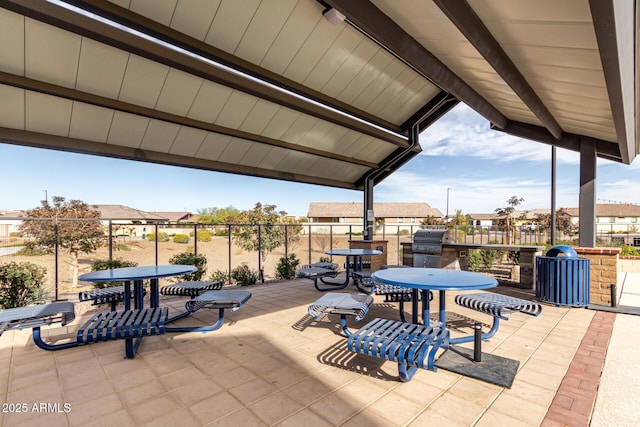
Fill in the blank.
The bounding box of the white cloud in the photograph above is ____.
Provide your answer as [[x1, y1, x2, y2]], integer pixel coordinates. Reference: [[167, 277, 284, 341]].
[[419, 104, 579, 165]]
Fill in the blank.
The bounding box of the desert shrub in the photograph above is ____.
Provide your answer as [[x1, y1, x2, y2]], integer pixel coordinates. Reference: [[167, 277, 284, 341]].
[[89, 258, 138, 289], [195, 230, 212, 242], [275, 253, 300, 280], [168, 252, 207, 282], [115, 243, 130, 251], [173, 234, 190, 244], [208, 269, 229, 286], [318, 256, 331, 263], [620, 245, 640, 256], [146, 232, 169, 242], [468, 251, 482, 272], [14, 242, 46, 256], [231, 263, 258, 286], [0, 261, 48, 309], [479, 250, 504, 268]]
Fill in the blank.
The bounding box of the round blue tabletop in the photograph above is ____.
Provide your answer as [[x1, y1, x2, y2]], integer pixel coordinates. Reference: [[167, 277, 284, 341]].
[[79, 265, 197, 282], [372, 267, 497, 291], [325, 249, 383, 256]]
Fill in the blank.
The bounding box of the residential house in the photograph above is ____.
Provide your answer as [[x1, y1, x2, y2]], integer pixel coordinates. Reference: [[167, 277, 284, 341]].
[[149, 211, 197, 223], [307, 202, 443, 234], [563, 204, 640, 242]]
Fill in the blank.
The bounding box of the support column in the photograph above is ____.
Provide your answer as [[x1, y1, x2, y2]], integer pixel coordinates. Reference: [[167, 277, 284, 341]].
[[579, 138, 597, 248], [363, 177, 374, 241]]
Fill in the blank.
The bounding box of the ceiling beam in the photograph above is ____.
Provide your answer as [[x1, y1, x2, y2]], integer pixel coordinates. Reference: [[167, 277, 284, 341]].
[[0, 72, 379, 169], [589, 0, 634, 164], [401, 91, 459, 133], [324, 0, 508, 130], [433, 0, 564, 140], [0, 127, 358, 189], [491, 121, 622, 162], [0, 0, 409, 148]]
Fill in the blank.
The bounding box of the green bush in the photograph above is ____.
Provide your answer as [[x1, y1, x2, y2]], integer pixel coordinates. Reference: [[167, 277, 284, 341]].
[[195, 230, 212, 242], [90, 259, 138, 289], [231, 263, 258, 286], [168, 252, 207, 282], [620, 245, 640, 256], [275, 254, 300, 280], [173, 234, 190, 244], [468, 251, 482, 272], [146, 232, 169, 242], [480, 250, 504, 268], [208, 269, 229, 286], [0, 261, 48, 309]]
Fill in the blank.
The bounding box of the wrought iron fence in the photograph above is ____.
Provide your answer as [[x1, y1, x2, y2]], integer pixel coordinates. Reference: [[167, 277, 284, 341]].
[[1, 217, 637, 301]]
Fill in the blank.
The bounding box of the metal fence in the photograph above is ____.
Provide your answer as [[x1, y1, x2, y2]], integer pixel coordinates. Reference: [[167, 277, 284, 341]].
[[1, 217, 636, 301]]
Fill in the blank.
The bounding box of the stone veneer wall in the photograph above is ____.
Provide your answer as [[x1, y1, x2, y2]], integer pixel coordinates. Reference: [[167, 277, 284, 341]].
[[575, 247, 621, 305]]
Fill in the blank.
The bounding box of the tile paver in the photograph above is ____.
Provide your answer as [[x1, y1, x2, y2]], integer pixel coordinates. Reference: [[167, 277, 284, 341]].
[[0, 277, 632, 426]]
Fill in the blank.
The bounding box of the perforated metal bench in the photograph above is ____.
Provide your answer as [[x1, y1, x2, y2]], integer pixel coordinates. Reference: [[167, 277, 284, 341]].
[[308, 293, 373, 336], [347, 317, 449, 382], [0, 291, 252, 358], [296, 267, 341, 291], [452, 293, 542, 345], [160, 281, 223, 322], [79, 285, 144, 311], [301, 262, 338, 271], [165, 290, 252, 333], [0, 302, 75, 338]]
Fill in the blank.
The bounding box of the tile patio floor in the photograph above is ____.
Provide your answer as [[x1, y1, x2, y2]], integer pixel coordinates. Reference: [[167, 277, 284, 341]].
[[0, 275, 616, 426]]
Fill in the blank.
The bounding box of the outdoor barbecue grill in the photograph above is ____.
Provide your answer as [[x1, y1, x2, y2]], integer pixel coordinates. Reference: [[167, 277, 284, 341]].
[[411, 229, 449, 268]]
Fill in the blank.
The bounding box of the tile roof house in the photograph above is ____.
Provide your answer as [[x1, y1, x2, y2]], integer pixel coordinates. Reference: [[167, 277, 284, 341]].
[[308, 202, 443, 225], [94, 205, 168, 222], [563, 204, 640, 233], [149, 211, 196, 223]]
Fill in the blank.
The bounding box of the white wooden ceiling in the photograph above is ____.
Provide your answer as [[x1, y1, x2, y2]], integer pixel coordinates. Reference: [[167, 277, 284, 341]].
[[0, 0, 636, 190]]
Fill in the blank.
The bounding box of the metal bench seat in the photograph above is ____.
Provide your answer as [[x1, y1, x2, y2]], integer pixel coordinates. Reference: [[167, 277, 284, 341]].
[[301, 262, 338, 270], [160, 281, 224, 322], [347, 317, 449, 382], [165, 290, 252, 334], [296, 267, 341, 292], [77, 307, 168, 343], [451, 293, 542, 345], [160, 280, 222, 296], [308, 293, 373, 336], [0, 302, 76, 337], [79, 285, 144, 311]]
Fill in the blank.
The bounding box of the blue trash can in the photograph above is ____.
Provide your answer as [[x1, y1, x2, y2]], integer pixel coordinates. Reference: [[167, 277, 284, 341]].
[[535, 245, 590, 307]]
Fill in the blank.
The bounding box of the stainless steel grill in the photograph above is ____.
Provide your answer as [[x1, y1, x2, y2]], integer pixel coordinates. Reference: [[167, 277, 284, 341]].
[[412, 230, 449, 268]]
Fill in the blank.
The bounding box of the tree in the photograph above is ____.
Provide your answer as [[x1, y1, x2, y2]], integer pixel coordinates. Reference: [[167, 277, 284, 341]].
[[495, 196, 524, 244], [534, 209, 577, 238], [420, 215, 444, 228], [236, 203, 299, 281], [19, 196, 104, 287], [197, 206, 242, 224]]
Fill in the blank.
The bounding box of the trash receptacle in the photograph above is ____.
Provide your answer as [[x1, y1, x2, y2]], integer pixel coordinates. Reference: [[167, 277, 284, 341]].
[[535, 245, 590, 307]]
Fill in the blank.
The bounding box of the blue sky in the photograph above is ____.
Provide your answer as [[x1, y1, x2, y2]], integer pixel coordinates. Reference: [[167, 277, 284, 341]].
[[1, 104, 639, 218]]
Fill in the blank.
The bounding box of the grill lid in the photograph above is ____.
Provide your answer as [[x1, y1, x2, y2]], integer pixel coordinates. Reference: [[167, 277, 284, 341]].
[[412, 229, 448, 253]]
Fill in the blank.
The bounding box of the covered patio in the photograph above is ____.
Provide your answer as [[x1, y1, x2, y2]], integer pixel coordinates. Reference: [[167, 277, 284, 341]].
[[0, 276, 609, 426], [0, 1, 639, 426]]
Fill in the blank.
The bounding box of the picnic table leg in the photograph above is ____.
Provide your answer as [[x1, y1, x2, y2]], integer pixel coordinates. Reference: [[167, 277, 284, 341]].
[[125, 336, 143, 359], [123, 280, 132, 311], [31, 327, 81, 351], [320, 256, 352, 287], [149, 278, 160, 308]]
